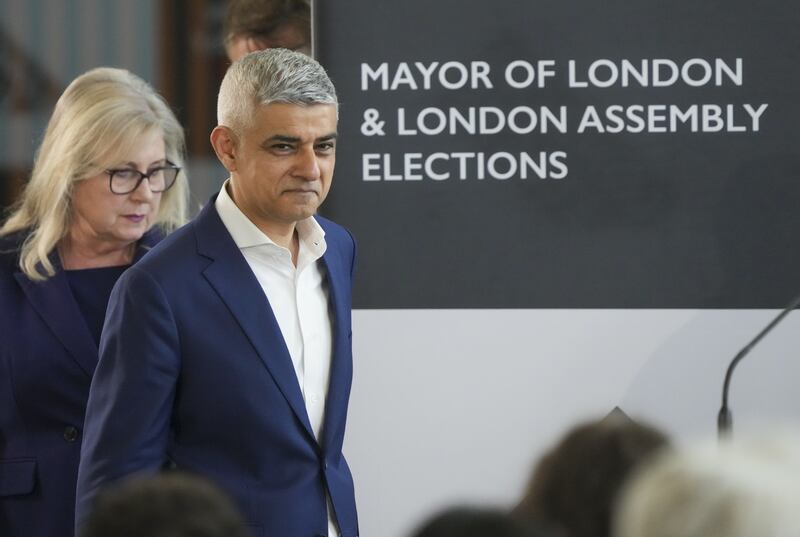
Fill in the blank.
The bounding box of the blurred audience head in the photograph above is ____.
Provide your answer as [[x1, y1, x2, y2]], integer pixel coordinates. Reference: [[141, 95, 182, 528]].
[[614, 431, 800, 537], [0, 67, 187, 279], [216, 47, 337, 136], [81, 472, 249, 537], [224, 0, 311, 61], [513, 412, 669, 537], [410, 507, 546, 537]]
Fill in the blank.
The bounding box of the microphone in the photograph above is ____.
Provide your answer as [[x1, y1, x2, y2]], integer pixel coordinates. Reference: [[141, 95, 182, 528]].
[[718, 291, 800, 438]]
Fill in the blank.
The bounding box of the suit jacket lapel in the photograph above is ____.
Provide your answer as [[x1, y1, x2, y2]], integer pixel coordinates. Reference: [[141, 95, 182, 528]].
[[13, 229, 163, 378], [319, 242, 352, 453], [193, 201, 316, 441], [15, 266, 98, 377]]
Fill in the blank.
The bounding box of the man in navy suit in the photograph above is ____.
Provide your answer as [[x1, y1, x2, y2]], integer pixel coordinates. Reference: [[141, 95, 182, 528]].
[[76, 49, 358, 537]]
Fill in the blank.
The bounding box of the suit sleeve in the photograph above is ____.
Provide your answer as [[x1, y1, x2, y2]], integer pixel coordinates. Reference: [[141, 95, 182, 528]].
[[74, 265, 180, 529]]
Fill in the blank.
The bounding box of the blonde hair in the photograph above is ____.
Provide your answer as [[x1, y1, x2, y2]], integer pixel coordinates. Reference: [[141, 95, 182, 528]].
[[614, 433, 800, 537], [1, 67, 188, 280]]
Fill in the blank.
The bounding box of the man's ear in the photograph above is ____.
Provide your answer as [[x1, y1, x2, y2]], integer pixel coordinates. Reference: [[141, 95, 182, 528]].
[[210, 126, 238, 172]]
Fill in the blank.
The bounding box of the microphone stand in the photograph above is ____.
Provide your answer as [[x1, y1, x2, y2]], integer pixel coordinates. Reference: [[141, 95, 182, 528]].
[[718, 292, 800, 438]]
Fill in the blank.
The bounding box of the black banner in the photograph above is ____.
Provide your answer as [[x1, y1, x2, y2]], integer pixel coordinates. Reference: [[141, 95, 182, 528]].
[[316, 0, 800, 308]]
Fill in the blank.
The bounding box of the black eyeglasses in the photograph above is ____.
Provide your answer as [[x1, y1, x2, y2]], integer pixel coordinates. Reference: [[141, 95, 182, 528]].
[[105, 164, 181, 194]]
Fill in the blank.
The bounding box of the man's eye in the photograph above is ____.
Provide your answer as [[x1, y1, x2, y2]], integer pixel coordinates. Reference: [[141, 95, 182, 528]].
[[316, 142, 335, 152], [271, 143, 294, 151]]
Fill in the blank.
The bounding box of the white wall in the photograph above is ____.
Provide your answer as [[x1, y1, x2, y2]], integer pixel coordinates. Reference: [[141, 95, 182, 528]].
[[344, 309, 800, 537]]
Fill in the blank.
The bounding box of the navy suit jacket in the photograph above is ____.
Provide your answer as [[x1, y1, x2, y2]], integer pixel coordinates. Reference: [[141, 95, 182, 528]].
[[0, 230, 160, 537], [75, 200, 358, 537]]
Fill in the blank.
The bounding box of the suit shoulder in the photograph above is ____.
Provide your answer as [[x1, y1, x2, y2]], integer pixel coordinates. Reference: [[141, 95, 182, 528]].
[[129, 221, 198, 278], [0, 231, 26, 275], [0, 230, 25, 256], [315, 215, 355, 247]]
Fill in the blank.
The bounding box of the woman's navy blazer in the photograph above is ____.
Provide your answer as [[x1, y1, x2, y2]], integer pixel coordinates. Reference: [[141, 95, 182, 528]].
[[0, 230, 161, 537]]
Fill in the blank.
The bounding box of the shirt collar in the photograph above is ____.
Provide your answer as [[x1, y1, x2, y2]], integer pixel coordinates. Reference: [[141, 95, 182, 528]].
[[215, 179, 326, 257]]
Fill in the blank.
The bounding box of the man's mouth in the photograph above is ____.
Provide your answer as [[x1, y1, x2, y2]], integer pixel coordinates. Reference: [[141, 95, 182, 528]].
[[285, 189, 318, 195]]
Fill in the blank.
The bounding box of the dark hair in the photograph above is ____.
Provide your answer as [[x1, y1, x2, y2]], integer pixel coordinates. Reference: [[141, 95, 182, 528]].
[[223, 0, 310, 41], [81, 473, 249, 537], [513, 414, 669, 537], [411, 507, 546, 537]]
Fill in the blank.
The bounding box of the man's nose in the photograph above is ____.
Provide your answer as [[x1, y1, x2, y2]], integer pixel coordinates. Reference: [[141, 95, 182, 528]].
[[294, 146, 321, 180]]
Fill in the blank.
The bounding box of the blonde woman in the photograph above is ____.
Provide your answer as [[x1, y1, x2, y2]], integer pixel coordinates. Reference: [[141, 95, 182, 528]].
[[0, 67, 187, 537]]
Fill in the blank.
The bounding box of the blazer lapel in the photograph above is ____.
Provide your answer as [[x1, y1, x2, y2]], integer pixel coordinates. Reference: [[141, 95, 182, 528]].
[[13, 230, 163, 378], [15, 267, 98, 377], [193, 201, 316, 441], [319, 241, 353, 453]]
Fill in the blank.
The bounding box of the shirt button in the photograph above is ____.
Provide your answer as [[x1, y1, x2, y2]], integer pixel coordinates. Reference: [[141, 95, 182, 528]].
[[63, 426, 79, 443]]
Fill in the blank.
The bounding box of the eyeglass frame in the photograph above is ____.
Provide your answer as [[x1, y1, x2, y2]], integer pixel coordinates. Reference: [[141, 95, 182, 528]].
[[104, 163, 182, 195]]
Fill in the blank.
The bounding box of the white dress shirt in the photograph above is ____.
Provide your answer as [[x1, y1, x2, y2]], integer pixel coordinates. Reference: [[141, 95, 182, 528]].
[[215, 182, 338, 537]]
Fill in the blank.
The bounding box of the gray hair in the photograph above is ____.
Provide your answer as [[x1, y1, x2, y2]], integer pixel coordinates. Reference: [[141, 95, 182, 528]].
[[614, 432, 800, 537], [1, 67, 188, 280], [217, 48, 337, 132]]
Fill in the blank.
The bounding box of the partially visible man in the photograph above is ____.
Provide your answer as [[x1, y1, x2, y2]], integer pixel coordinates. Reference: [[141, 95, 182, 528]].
[[224, 0, 311, 61], [76, 49, 358, 537]]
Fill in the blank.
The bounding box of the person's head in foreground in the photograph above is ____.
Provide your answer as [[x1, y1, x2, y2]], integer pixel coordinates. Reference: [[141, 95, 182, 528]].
[[410, 507, 547, 537], [614, 431, 800, 537], [514, 413, 669, 537], [80, 473, 249, 537]]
